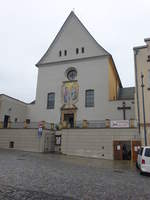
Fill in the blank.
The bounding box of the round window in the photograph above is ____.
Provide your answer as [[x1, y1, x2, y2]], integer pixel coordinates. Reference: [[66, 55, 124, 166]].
[[67, 69, 77, 81]]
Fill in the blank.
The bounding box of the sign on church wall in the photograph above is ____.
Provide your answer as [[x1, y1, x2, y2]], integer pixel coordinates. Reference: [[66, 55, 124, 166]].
[[62, 82, 79, 105], [110, 120, 129, 128]]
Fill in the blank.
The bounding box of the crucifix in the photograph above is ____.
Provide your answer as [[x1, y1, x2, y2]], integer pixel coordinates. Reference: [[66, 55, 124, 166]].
[[117, 102, 131, 120]]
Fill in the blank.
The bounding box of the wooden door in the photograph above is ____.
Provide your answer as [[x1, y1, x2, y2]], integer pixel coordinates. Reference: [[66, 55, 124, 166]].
[[132, 141, 141, 162], [113, 141, 123, 160]]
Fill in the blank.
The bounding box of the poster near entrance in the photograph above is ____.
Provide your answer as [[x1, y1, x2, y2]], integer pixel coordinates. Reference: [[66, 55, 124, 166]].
[[114, 141, 123, 160], [132, 141, 141, 162]]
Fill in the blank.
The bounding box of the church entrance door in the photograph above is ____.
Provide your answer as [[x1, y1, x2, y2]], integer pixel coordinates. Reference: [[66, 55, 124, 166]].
[[61, 104, 77, 128], [64, 114, 74, 128]]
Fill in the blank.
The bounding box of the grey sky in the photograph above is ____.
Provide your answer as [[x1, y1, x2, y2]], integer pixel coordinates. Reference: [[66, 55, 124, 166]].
[[0, 0, 149, 102]]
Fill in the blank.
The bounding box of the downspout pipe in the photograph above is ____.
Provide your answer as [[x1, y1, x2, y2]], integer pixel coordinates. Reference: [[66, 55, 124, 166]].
[[134, 49, 141, 134]]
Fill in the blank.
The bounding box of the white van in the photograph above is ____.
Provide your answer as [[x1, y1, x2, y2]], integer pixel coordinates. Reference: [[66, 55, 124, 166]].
[[136, 146, 150, 174]]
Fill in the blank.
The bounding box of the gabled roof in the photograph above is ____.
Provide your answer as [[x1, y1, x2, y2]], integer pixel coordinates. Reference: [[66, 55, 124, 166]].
[[36, 11, 110, 66], [0, 94, 35, 105], [0, 94, 27, 105], [36, 11, 123, 87], [117, 87, 135, 100]]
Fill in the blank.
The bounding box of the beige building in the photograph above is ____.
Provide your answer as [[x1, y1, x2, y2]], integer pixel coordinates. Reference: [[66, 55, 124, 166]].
[[134, 38, 150, 145], [0, 94, 28, 127]]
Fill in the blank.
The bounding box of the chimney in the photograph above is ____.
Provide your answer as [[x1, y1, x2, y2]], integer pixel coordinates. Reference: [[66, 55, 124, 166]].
[[144, 38, 150, 46]]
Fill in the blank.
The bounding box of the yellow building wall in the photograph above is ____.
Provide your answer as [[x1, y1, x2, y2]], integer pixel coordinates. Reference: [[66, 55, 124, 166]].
[[108, 58, 120, 100]]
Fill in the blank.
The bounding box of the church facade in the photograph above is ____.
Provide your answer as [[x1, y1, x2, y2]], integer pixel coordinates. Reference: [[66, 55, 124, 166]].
[[0, 12, 141, 160], [27, 11, 135, 126]]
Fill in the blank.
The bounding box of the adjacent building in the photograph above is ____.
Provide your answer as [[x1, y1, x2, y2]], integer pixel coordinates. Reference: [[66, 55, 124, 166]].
[[134, 38, 150, 145]]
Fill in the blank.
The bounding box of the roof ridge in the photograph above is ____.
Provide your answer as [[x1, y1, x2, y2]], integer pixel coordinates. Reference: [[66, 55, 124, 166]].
[[36, 11, 110, 66]]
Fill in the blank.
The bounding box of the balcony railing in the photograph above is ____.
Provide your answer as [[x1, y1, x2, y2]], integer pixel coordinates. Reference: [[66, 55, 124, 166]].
[[76, 120, 106, 128], [0, 121, 52, 130], [0, 119, 137, 129]]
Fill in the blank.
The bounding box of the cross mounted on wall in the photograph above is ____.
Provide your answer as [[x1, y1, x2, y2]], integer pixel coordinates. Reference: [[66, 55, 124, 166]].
[[117, 102, 131, 120]]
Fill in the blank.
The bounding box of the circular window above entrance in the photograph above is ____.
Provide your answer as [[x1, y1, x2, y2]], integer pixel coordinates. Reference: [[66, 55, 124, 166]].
[[66, 67, 77, 81]]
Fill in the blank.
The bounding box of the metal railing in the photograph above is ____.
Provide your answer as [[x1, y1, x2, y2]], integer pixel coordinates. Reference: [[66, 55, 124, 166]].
[[0, 121, 52, 130], [0, 119, 137, 129], [76, 120, 106, 128], [87, 120, 106, 128]]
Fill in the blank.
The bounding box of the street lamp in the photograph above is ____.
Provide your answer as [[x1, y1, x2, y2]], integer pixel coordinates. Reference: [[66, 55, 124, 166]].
[[141, 73, 147, 146]]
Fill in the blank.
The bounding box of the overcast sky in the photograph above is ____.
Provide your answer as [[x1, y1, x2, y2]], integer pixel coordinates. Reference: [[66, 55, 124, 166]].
[[0, 0, 150, 102]]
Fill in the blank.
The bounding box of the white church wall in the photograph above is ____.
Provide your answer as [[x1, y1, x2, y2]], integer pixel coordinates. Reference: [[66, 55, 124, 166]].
[[61, 128, 139, 160], [0, 95, 27, 122], [29, 56, 135, 123], [30, 56, 107, 123], [25, 11, 135, 124]]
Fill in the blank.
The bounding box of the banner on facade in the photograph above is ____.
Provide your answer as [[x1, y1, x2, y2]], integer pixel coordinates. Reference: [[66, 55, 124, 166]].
[[62, 82, 79, 105], [110, 120, 129, 128]]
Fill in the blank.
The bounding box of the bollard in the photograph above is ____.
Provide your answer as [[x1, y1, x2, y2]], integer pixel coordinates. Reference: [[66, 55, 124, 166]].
[[41, 121, 45, 129], [50, 123, 54, 130], [62, 121, 67, 128], [105, 119, 110, 128], [24, 121, 27, 128], [7, 120, 11, 128], [82, 120, 88, 128], [0, 121, 3, 128], [130, 119, 135, 128]]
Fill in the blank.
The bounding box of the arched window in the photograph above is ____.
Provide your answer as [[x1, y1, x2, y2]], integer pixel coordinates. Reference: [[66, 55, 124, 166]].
[[76, 48, 79, 54], [85, 89, 94, 107], [64, 50, 67, 56], [59, 51, 62, 57], [81, 47, 84, 53], [47, 93, 55, 109]]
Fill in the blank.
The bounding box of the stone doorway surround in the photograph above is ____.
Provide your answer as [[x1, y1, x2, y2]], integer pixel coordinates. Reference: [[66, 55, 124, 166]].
[[60, 104, 77, 128]]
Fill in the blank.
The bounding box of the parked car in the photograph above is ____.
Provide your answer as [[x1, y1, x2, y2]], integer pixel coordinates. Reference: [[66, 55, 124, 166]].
[[136, 146, 150, 174]]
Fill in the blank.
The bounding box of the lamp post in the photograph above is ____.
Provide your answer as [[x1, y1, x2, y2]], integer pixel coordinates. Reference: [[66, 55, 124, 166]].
[[141, 73, 147, 146]]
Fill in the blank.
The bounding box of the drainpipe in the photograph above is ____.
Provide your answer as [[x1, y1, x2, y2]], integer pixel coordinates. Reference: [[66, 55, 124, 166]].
[[134, 49, 141, 134], [141, 73, 147, 146]]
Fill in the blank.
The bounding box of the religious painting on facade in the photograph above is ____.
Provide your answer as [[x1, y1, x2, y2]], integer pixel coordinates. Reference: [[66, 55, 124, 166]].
[[62, 82, 79, 105]]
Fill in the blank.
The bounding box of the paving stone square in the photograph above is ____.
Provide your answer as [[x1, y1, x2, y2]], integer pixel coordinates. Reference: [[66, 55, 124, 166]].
[[0, 149, 150, 200]]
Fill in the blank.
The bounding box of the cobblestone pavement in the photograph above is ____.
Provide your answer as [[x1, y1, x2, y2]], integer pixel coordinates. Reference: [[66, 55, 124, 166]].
[[0, 149, 150, 200]]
